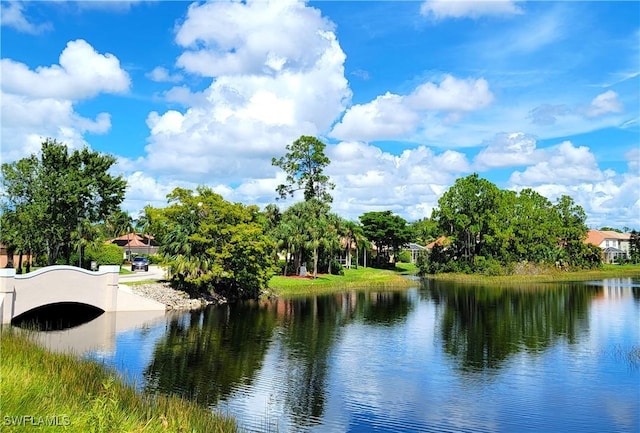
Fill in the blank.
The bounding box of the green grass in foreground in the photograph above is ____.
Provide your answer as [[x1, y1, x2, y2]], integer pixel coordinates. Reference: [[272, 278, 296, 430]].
[[0, 329, 236, 432], [425, 264, 640, 285], [268, 263, 418, 297]]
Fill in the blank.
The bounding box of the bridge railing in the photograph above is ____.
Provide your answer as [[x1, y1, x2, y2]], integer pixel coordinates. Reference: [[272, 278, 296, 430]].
[[1, 265, 120, 324]]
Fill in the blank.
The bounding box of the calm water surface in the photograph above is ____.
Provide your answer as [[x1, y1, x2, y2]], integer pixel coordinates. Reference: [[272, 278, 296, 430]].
[[39, 278, 640, 432]]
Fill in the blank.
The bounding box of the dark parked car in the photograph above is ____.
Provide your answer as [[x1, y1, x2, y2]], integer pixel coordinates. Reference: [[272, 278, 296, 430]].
[[131, 256, 149, 272]]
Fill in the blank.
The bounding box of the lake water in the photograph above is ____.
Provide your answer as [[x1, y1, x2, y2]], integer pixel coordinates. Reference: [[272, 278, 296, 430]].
[[33, 278, 640, 432]]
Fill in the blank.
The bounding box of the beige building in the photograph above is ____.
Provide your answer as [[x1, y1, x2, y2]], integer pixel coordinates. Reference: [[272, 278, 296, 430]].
[[584, 230, 631, 264], [0, 243, 33, 269]]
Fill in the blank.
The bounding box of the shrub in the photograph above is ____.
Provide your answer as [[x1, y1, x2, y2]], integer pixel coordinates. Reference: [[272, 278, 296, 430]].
[[146, 254, 164, 265], [329, 258, 344, 275], [397, 250, 412, 263], [473, 256, 505, 276], [85, 244, 124, 266], [416, 250, 428, 276], [418, 247, 453, 274], [277, 259, 297, 276]]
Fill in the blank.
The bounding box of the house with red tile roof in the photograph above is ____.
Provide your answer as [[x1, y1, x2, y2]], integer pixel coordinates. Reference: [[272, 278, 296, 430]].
[[107, 233, 159, 260], [426, 236, 450, 250], [584, 230, 630, 264]]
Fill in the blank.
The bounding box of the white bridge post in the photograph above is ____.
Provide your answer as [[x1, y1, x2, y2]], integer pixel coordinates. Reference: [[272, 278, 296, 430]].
[[99, 265, 121, 312], [0, 269, 17, 324]]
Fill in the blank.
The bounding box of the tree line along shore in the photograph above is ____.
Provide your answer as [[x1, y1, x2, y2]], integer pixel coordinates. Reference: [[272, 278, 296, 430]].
[[3, 137, 639, 303]]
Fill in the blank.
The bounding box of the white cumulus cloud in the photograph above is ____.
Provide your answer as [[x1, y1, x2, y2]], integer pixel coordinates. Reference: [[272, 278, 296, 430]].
[[1, 40, 130, 160], [420, 0, 523, 20], [1, 39, 130, 100], [330, 93, 419, 142], [331, 75, 493, 142], [504, 140, 638, 228], [139, 0, 350, 185], [0, 1, 52, 34], [583, 90, 623, 117], [509, 140, 602, 185], [326, 142, 470, 220], [175, 0, 337, 77], [475, 132, 543, 169], [407, 75, 493, 111], [146, 66, 183, 83]]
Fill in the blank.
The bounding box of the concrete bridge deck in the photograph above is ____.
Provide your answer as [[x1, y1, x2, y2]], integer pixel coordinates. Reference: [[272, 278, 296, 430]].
[[0, 265, 165, 324]]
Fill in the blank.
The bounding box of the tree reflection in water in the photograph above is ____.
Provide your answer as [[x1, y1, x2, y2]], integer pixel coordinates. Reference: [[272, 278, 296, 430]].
[[422, 280, 597, 371], [91, 280, 637, 432], [143, 302, 277, 405], [143, 282, 605, 422], [142, 289, 414, 424]]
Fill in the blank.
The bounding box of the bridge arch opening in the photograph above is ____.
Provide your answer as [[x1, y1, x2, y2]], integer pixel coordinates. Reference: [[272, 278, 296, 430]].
[[11, 302, 105, 331]]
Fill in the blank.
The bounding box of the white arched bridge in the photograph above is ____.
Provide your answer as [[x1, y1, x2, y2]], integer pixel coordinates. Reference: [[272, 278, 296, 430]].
[[0, 265, 165, 324]]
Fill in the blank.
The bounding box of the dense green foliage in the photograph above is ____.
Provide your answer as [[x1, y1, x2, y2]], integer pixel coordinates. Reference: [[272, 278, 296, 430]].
[[269, 199, 345, 277], [2, 137, 622, 287], [267, 142, 366, 277], [410, 217, 440, 245], [629, 230, 640, 264], [1, 139, 126, 266], [83, 243, 124, 266], [148, 186, 276, 300], [272, 135, 335, 203], [420, 174, 602, 275], [359, 211, 412, 266]]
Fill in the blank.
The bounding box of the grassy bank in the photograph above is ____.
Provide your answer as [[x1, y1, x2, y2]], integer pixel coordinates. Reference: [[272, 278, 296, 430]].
[[1, 330, 236, 432], [268, 263, 418, 297], [119, 266, 134, 275], [425, 264, 640, 285], [268, 263, 640, 297]]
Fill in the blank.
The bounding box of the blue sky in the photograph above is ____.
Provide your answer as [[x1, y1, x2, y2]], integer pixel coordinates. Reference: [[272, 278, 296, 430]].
[[1, 0, 639, 229]]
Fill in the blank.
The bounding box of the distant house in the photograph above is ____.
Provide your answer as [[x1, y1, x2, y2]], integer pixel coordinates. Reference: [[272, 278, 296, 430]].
[[0, 242, 33, 269], [426, 236, 450, 250], [403, 242, 426, 263], [584, 230, 631, 264], [107, 233, 159, 260], [335, 237, 370, 268]]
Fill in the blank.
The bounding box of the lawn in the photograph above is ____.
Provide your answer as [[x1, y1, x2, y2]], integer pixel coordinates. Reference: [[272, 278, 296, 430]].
[[268, 262, 640, 297], [268, 263, 418, 297], [423, 264, 640, 285]]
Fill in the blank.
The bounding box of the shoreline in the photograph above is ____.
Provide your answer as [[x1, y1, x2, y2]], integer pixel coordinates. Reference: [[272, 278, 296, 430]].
[[268, 264, 640, 297], [423, 266, 640, 285], [123, 265, 640, 305], [122, 281, 226, 310]]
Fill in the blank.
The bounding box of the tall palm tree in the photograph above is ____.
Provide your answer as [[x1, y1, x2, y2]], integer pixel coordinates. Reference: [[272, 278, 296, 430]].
[[280, 201, 309, 275], [304, 199, 329, 278], [105, 209, 134, 260], [273, 221, 294, 276], [263, 203, 281, 232], [323, 213, 343, 274], [343, 220, 366, 269], [135, 205, 154, 256]]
